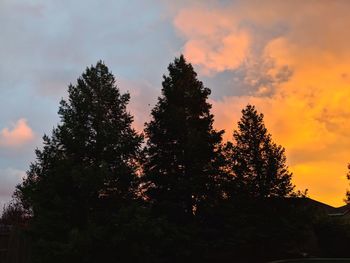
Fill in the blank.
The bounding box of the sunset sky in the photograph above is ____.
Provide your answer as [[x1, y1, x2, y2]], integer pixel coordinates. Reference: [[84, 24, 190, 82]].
[[1, 0, 350, 207]]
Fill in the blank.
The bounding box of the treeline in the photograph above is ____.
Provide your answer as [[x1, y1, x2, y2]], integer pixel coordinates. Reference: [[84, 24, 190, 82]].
[[3, 56, 347, 262]]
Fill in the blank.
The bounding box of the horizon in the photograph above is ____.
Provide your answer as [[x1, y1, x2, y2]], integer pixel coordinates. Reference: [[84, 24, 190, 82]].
[[1, 0, 350, 207]]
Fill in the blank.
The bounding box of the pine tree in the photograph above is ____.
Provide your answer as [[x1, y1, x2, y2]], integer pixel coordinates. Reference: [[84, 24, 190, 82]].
[[225, 105, 294, 198], [143, 55, 224, 219], [15, 61, 142, 261], [56, 61, 143, 199]]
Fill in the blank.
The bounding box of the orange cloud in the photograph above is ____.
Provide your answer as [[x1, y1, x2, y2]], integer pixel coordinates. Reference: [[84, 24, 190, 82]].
[[173, 1, 350, 206], [0, 119, 35, 148], [174, 8, 251, 75]]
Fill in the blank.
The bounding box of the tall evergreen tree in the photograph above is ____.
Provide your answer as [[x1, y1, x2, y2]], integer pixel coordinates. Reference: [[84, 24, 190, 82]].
[[15, 61, 142, 262], [225, 105, 294, 198], [143, 55, 224, 219]]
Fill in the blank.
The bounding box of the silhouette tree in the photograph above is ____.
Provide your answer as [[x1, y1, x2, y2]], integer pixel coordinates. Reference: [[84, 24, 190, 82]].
[[345, 164, 350, 203], [225, 105, 294, 198], [1, 201, 27, 226], [143, 55, 224, 219], [15, 61, 142, 262]]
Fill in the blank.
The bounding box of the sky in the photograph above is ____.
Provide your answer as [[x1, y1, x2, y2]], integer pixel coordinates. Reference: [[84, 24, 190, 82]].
[[1, 0, 350, 207]]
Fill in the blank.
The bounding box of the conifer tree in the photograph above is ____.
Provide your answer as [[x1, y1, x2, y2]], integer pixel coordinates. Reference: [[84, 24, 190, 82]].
[[143, 55, 224, 219], [225, 105, 294, 198], [15, 61, 142, 261]]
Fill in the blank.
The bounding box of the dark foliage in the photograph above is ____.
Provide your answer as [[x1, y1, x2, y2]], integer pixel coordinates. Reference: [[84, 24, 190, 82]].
[[143, 55, 225, 220], [1, 202, 28, 227], [346, 163, 350, 203], [197, 198, 319, 262], [224, 104, 295, 198], [14, 61, 142, 262]]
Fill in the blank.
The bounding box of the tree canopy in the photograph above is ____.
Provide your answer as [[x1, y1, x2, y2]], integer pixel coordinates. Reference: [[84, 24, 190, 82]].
[[224, 104, 294, 198], [143, 55, 224, 219], [15, 61, 143, 262]]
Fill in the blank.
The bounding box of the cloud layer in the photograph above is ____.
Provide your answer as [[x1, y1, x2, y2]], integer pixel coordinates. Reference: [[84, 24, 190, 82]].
[[174, 8, 251, 75]]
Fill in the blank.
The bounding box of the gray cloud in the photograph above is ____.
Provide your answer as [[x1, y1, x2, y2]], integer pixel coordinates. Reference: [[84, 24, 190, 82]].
[[202, 56, 293, 99]]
